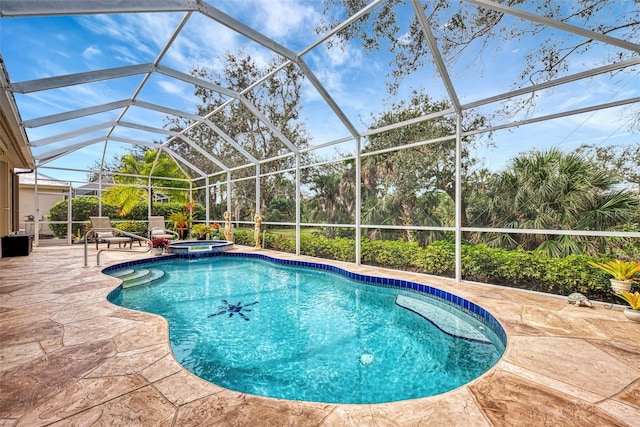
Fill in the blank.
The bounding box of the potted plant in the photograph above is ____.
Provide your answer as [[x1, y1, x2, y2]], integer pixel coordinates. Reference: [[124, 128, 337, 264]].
[[169, 212, 190, 239], [191, 223, 212, 240], [149, 237, 170, 255], [587, 259, 640, 292], [616, 290, 640, 322]]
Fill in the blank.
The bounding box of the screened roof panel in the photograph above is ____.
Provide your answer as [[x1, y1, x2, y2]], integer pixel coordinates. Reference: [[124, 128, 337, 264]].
[[0, 0, 638, 183]]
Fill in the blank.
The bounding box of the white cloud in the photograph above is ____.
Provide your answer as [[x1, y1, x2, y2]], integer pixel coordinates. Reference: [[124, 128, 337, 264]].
[[82, 45, 101, 59], [157, 80, 186, 95], [164, 14, 240, 74], [78, 13, 180, 62], [250, 0, 320, 40]]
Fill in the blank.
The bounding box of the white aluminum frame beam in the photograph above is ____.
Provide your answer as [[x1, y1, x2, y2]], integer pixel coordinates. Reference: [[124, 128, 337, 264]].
[[176, 135, 229, 172], [463, 57, 640, 111], [162, 148, 207, 178], [197, 2, 298, 62], [23, 99, 131, 128], [410, 0, 461, 112], [297, 60, 360, 138], [34, 137, 105, 162], [465, 0, 640, 54], [29, 122, 116, 147], [118, 121, 180, 137], [0, 0, 195, 17], [10, 64, 154, 94], [202, 119, 259, 164]]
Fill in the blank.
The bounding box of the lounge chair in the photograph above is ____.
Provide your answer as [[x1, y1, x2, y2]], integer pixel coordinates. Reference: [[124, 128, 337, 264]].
[[89, 216, 133, 249], [148, 216, 178, 240]]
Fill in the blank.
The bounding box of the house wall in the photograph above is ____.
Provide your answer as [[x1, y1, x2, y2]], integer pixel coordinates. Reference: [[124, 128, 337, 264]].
[[0, 158, 11, 238], [19, 184, 67, 236], [1, 62, 36, 257]]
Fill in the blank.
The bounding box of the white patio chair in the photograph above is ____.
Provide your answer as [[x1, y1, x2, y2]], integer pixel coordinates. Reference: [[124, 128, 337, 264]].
[[148, 216, 179, 240], [89, 216, 132, 249]]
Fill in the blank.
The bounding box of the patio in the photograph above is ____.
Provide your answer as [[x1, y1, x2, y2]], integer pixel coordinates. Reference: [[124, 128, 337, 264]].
[[1, 246, 638, 426]]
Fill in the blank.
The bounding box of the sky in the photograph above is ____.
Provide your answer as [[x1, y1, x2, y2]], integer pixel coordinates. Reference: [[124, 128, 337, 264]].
[[0, 0, 638, 183]]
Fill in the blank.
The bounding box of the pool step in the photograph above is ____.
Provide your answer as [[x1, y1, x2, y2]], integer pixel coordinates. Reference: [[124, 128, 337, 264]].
[[395, 295, 491, 344], [109, 268, 135, 278], [118, 269, 150, 283], [123, 268, 166, 288], [113, 268, 166, 289]]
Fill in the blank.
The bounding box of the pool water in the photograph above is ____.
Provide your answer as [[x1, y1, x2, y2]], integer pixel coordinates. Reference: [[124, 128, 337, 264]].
[[109, 257, 504, 404]]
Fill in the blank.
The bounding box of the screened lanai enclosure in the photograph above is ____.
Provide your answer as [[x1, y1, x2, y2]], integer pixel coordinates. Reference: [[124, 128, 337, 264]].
[[1, 1, 639, 287]]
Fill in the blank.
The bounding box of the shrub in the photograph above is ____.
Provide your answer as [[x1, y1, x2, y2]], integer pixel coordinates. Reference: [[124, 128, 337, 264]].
[[233, 230, 253, 246], [47, 197, 118, 238]]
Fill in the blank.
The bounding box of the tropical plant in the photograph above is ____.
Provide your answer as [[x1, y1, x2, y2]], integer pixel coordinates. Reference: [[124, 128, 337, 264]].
[[101, 149, 190, 216], [616, 291, 640, 310], [191, 223, 212, 237], [149, 238, 170, 249], [587, 260, 640, 282], [469, 149, 639, 256], [169, 212, 190, 230]]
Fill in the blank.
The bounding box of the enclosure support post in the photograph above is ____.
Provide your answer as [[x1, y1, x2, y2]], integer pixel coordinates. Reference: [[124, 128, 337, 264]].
[[67, 182, 72, 245], [455, 114, 463, 282], [189, 183, 193, 225], [98, 171, 102, 216], [226, 171, 232, 218], [205, 176, 210, 225], [147, 177, 152, 220], [255, 163, 260, 215], [34, 168, 39, 246], [295, 153, 301, 256], [355, 136, 362, 265]]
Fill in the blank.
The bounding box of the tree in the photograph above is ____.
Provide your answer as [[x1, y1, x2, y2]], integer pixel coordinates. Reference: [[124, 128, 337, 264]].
[[102, 149, 189, 217], [577, 143, 640, 194], [306, 162, 355, 238], [317, 1, 640, 98], [362, 91, 486, 241], [165, 51, 312, 221], [469, 148, 639, 256]]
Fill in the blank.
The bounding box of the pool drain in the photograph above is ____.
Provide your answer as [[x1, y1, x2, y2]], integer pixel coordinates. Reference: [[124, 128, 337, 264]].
[[359, 353, 374, 366]]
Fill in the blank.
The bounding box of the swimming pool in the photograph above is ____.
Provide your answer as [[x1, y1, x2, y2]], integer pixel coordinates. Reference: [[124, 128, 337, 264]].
[[106, 254, 506, 404]]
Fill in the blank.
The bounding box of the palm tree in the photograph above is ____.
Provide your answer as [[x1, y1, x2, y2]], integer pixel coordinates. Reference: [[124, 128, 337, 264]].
[[308, 171, 344, 238], [473, 148, 639, 256], [102, 150, 190, 217]]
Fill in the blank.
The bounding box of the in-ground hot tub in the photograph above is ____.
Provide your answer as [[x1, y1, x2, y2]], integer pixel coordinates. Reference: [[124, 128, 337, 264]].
[[167, 240, 233, 257]]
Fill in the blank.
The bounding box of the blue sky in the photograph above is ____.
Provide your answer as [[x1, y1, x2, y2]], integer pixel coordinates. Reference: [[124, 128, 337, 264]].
[[1, 0, 638, 182]]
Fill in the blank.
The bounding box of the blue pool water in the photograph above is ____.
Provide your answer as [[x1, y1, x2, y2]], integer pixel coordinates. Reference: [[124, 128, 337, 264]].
[[107, 256, 505, 404]]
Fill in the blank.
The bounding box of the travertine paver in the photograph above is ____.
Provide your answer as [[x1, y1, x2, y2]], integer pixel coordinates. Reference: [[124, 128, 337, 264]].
[[0, 245, 639, 426]]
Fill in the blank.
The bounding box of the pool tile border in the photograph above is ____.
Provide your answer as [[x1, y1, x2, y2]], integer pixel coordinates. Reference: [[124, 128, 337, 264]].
[[104, 251, 507, 346]]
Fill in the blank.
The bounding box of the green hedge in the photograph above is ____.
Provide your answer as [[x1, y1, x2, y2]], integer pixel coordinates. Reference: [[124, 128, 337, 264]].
[[233, 232, 633, 297], [47, 197, 118, 238]]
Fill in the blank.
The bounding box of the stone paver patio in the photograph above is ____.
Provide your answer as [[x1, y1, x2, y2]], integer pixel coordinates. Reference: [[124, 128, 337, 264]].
[[1, 245, 639, 426]]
